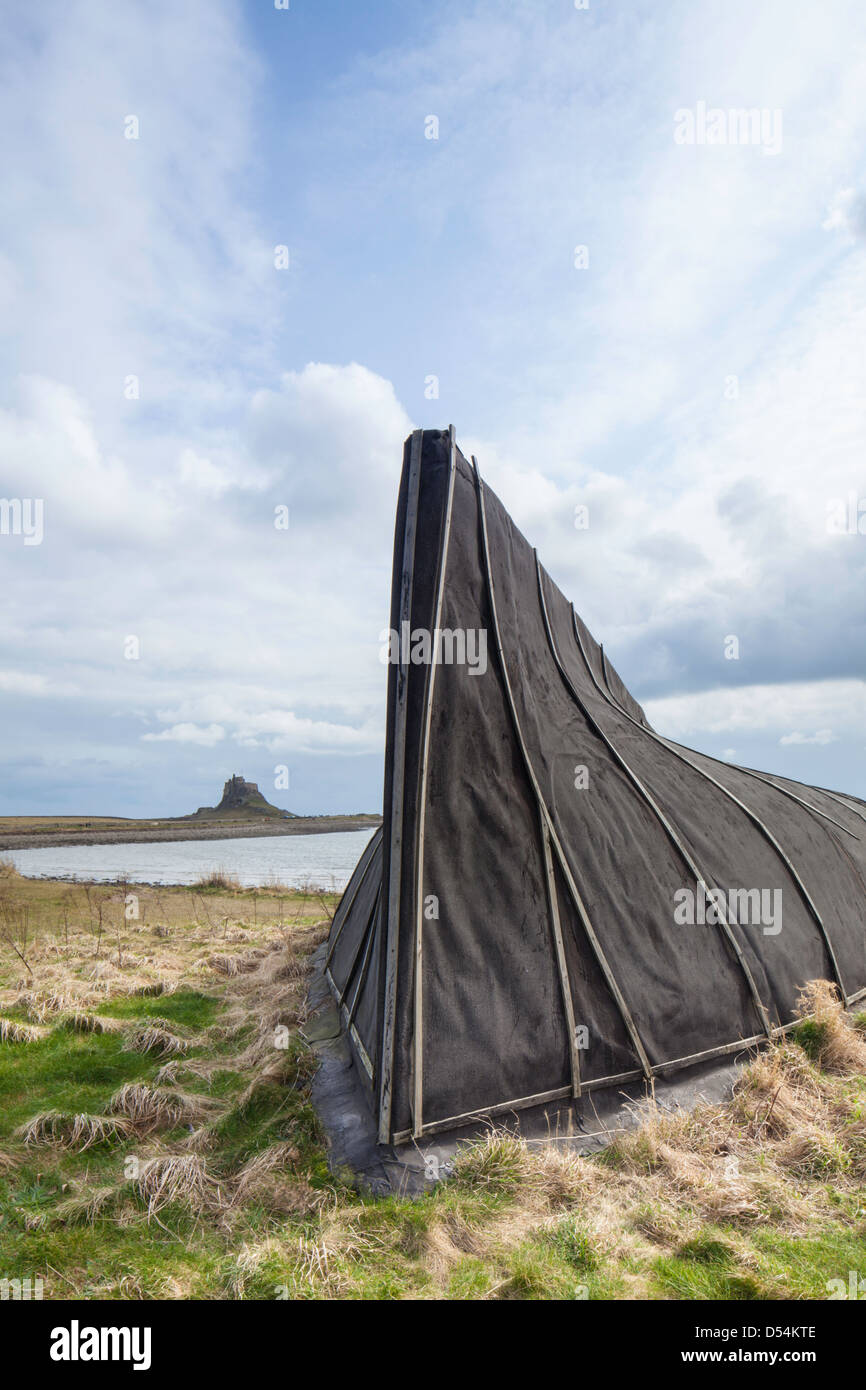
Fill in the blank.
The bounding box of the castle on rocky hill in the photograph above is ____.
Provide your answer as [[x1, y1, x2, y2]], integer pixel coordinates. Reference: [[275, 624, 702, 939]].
[[193, 774, 292, 819]]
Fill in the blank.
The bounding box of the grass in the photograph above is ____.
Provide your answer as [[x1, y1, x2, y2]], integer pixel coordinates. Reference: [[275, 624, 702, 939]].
[[123, 1023, 189, 1057], [0, 874, 865, 1299], [17, 1111, 134, 1151], [192, 870, 242, 893], [0, 1017, 47, 1043], [107, 1082, 211, 1132]]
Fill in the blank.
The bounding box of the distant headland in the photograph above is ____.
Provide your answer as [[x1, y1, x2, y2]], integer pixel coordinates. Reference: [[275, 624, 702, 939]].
[[0, 774, 380, 850]]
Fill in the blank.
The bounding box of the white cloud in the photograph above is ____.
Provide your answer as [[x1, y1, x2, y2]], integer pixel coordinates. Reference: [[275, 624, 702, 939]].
[[248, 362, 411, 523], [140, 706, 381, 757], [645, 681, 866, 740], [178, 449, 234, 498], [232, 710, 382, 756], [0, 672, 50, 697], [823, 186, 866, 239], [780, 729, 838, 746], [141, 723, 226, 747], [0, 377, 174, 545]]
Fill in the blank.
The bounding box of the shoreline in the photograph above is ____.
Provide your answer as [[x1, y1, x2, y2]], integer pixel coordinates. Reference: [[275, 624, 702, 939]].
[[0, 815, 381, 852], [6, 873, 344, 890]]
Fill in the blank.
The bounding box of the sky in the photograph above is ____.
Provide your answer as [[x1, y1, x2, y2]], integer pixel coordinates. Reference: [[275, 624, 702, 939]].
[[2, 0, 866, 817]]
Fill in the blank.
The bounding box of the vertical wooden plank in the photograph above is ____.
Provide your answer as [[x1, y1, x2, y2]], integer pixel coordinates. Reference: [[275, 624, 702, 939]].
[[378, 429, 424, 1145], [412, 427, 457, 1137]]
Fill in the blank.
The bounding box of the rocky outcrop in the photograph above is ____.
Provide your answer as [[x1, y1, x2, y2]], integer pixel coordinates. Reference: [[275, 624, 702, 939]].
[[194, 774, 293, 819]]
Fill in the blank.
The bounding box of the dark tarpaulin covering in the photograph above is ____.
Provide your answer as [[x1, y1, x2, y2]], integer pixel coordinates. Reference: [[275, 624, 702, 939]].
[[324, 429, 866, 1146]]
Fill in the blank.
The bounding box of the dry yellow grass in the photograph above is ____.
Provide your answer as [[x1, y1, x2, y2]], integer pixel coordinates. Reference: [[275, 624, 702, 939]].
[[206, 950, 265, 977], [794, 978, 866, 1073], [62, 1011, 124, 1035], [0, 1016, 47, 1043], [17, 1110, 134, 1150], [123, 1023, 189, 1057], [107, 1081, 211, 1133], [0, 876, 321, 1013], [136, 1154, 224, 1217], [229, 1142, 323, 1215]]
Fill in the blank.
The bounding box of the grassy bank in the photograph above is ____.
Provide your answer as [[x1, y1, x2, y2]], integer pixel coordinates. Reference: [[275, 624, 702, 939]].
[[1, 866, 865, 1300]]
